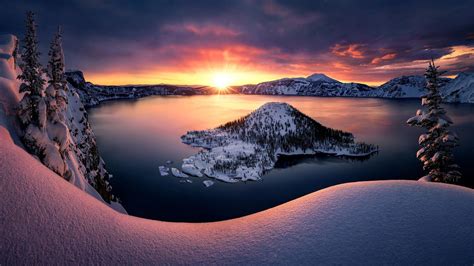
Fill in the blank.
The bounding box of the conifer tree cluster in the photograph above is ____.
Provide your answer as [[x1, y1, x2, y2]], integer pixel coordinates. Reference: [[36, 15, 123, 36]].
[[407, 60, 462, 183], [17, 11, 46, 129], [15, 12, 116, 203]]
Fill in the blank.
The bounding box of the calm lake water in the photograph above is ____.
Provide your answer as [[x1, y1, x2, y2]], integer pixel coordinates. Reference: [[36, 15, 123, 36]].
[[88, 95, 474, 222]]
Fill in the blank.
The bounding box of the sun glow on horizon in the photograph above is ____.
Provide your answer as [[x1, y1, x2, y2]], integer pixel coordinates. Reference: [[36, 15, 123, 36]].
[[213, 72, 233, 89]]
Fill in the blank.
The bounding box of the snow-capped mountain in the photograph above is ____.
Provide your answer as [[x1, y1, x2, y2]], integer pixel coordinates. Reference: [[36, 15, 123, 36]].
[[180, 102, 377, 182], [442, 72, 474, 103], [307, 73, 340, 83], [238, 73, 375, 96]]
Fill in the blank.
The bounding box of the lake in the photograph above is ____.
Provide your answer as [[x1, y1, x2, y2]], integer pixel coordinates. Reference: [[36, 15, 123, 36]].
[[88, 95, 474, 222]]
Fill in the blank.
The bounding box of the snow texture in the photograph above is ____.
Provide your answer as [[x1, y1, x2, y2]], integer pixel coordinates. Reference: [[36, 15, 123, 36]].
[[1, 128, 473, 264]]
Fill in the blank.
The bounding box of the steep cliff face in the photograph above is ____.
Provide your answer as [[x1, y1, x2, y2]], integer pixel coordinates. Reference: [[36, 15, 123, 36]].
[[64, 85, 119, 205], [0, 34, 124, 212]]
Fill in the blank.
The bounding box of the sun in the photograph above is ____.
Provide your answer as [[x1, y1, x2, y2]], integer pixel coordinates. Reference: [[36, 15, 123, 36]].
[[213, 73, 232, 90]]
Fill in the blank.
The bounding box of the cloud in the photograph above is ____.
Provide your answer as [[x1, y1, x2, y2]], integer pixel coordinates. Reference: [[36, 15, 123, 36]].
[[371, 53, 397, 64], [331, 44, 366, 59], [162, 23, 240, 37], [1, 0, 473, 85]]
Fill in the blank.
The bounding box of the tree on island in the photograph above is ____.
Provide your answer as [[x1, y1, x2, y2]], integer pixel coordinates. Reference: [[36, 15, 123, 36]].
[[407, 60, 462, 184]]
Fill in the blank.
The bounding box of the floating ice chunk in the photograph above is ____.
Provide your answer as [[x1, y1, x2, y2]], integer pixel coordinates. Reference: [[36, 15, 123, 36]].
[[203, 180, 214, 187], [171, 167, 189, 178], [159, 166, 169, 176], [185, 179, 193, 183], [181, 163, 203, 177], [166, 160, 173, 164]]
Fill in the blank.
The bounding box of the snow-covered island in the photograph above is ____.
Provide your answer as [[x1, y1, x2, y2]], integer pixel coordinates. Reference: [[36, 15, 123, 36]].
[[180, 102, 378, 182]]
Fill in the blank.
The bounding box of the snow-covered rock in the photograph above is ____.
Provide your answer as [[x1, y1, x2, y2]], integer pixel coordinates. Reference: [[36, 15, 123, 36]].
[[181, 102, 378, 182], [181, 159, 204, 177], [171, 167, 189, 178], [203, 180, 214, 187], [159, 166, 169, 176], [0, 130, 473, 264]]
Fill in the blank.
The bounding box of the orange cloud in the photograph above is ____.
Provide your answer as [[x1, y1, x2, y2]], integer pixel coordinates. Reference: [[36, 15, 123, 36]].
[[331, 43, 366, 59], [371, 53, 397, 64]]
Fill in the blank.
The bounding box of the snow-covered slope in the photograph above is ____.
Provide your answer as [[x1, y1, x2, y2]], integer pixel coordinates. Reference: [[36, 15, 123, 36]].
[[180, 102, 377, 182], [372, 75, 429, 98], [1, 129, 473, 264], [370, 75, 451, 98], [0, 34, 124, 212], [442, 72, 474, 103]]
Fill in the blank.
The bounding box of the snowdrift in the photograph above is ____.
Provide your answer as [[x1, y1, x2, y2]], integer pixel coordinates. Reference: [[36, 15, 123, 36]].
[[1, 127, 473, 264]]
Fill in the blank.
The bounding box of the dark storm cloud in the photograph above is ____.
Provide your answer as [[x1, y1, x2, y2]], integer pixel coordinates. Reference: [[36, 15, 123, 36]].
[[0, 0, 473, 83]]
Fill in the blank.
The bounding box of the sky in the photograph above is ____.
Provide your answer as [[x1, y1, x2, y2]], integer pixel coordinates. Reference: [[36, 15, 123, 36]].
[[0, 0, 473, 86]]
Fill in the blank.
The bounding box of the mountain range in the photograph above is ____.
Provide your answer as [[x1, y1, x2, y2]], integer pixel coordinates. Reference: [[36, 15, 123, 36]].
[[237, 73, 473, 103], [67, 71, 474, 105]]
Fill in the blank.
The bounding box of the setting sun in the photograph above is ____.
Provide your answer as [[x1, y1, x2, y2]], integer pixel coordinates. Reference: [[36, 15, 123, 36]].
[[213, 73, 232, 89]]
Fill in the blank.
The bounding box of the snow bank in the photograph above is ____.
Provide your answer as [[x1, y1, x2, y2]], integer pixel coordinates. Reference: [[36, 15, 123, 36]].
[[1, 128, 473, 264]]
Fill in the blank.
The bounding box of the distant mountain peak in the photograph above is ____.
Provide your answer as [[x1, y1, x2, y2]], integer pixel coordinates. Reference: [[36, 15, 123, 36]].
[[306, 73, 340, 83]]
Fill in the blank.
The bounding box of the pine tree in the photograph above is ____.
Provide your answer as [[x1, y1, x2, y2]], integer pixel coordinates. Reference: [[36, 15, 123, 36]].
[[45, 26, 68, 123], [17, 11, 46, 128], [407, 60, 462, 183]]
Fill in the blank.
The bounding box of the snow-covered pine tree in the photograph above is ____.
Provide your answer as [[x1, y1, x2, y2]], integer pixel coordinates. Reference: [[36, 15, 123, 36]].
[[17, 11, 46, 128], [45, 26, 68, 123], [407, 60, 462, 183]]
